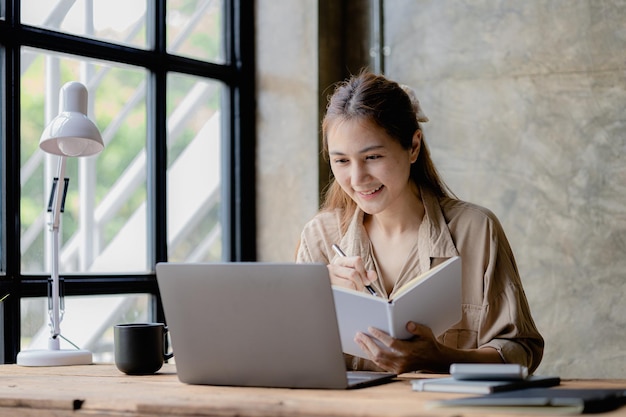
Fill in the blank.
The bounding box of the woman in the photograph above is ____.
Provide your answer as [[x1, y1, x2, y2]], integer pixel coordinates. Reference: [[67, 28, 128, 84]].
[[296, 71, 544, 374]]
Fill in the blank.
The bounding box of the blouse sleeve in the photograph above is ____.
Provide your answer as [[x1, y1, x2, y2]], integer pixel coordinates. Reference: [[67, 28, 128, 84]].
[[451, 205, 544, 373], [482, 219, 545, 373]]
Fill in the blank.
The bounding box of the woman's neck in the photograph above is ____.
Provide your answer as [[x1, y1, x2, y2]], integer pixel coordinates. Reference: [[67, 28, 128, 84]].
[[365, 184, 424, 237]]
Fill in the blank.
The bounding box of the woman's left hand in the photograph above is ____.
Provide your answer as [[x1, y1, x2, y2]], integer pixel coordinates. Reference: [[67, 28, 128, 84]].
[[354, 321, 449, 374]]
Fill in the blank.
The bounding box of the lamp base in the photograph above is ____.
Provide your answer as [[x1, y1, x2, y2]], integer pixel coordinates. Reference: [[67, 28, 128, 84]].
[[17, 349, 92, 367]]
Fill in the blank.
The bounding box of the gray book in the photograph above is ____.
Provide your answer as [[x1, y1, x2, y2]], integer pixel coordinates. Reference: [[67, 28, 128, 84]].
[[412, 375, 561, 394]]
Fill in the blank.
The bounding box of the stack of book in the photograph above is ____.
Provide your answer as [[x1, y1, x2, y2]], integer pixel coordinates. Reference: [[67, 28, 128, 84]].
[[412, 364, 626, 414]]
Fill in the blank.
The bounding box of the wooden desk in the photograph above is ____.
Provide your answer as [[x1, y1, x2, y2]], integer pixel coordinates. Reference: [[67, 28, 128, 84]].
[[0, 364, 624, 417]]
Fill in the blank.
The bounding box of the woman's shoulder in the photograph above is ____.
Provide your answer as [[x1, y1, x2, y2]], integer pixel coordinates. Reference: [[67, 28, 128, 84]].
[[300, 208, 344, 241], [303, 208, 343, 228], [437, 196, 516, 274], [439, 196, 503, 229], [297, 209, 345, 263]]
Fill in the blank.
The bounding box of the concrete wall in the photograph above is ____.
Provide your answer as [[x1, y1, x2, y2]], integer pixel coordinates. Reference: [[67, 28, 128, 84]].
[[383, 0, 626, 378], [256, 0, 321, 260], [256, 0, 626, 378]]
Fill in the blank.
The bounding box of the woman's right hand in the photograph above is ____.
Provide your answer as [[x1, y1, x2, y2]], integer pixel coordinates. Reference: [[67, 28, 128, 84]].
[[327, 255, 377, 292]]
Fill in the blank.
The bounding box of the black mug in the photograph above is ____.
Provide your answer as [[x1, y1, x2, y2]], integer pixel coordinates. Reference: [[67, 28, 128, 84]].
[[114, 323, 174, 375]]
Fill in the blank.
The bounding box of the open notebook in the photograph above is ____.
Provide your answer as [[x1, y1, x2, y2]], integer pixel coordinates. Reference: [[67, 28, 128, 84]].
[[156, 262, 396, 389]]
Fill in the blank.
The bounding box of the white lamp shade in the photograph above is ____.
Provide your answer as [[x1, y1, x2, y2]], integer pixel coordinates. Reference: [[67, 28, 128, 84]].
[[39, 81, 104, 157]]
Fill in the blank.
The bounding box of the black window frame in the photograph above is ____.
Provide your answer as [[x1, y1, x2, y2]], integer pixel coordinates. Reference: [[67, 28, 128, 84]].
[[0, 0, 256, 363]]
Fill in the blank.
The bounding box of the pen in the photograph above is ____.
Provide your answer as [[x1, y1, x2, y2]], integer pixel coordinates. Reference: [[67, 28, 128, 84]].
[[331, 244, 378, 296]]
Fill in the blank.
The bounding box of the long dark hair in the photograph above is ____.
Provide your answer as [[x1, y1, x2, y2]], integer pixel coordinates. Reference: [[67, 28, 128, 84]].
[[320, 71, 454, 231]]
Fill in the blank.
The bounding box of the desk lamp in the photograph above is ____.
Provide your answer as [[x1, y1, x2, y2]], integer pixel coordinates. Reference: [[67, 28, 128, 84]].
[[17, 81, 104, 366]]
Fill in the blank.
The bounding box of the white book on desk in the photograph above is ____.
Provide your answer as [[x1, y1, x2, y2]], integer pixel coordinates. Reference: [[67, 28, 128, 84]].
[[331, 256, 462, 358]]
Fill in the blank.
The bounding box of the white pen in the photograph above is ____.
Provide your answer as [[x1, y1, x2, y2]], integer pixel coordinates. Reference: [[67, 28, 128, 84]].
[[331, 244, 378, 296]]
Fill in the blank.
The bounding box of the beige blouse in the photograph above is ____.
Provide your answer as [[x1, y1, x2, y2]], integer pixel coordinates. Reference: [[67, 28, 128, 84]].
[[296, 187, 544, 373]]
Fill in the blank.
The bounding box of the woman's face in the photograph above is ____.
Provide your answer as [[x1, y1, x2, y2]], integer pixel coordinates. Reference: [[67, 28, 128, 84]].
[[327, 118, 420, 216]]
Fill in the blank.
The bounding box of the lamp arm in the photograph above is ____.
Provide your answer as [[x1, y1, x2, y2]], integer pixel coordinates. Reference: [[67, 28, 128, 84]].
[[49, 156, 68, 230], [47, 156, 68, 348]]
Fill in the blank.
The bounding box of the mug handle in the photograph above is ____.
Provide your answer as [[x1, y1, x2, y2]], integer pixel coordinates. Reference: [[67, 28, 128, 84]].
[[163, 326, 174, 361]]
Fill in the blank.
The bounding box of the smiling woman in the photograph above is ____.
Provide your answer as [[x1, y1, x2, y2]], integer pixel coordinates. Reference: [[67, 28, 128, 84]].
[[296, 71, 544, 375]]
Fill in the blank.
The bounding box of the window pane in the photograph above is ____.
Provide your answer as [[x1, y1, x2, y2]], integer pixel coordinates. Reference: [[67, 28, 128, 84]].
[[21, 0, 148, 49], [167, 73, 223, 262], [21, 294, 151, 363], [1, 46, 4, 275], [20, 47, 149, 274], [167, 0, 225, 64]]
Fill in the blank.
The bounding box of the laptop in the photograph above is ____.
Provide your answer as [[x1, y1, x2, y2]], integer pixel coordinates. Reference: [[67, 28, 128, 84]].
[[155, 262, 397, 389]]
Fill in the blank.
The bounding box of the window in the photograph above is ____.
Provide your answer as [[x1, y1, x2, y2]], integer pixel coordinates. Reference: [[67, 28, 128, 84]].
[[0, 0, 255, 363]]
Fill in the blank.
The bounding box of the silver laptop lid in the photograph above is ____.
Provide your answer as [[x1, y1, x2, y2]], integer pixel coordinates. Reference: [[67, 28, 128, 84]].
[[156, 262, 351, 389]]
